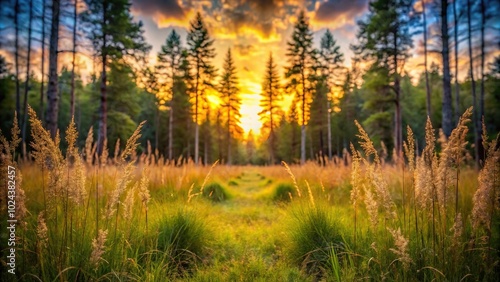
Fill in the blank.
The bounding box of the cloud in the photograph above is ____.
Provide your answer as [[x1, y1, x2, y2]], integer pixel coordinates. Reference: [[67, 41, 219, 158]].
[[312, 0, 369, 28], [131, 0, 191, 27], [234, 44, 255, 57], [210, 0, 288, 42]]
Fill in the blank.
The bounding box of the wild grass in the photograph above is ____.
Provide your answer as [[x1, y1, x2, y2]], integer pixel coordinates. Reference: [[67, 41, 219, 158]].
[[201, 182, 231, 202], [285, 202, 348, 279], [154, 209, 210, 277], [271, 183, 296, 203], [0, 106, 498, 281]]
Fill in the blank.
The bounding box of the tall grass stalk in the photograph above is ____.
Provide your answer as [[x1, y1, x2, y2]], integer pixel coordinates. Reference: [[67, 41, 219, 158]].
[[282, 161, 302, 197]]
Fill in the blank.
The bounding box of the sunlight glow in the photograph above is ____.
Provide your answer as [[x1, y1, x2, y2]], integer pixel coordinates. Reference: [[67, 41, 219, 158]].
[[239, 104, 263, 138]]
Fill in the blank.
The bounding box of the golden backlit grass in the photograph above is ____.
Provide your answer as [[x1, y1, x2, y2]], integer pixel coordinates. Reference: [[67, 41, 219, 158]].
[[0, 107, 499, 281]]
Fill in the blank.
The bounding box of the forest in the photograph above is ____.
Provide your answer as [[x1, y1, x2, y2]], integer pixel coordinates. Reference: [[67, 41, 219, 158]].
[[0, 0, 499, 281], [0, 0, 498, 166]]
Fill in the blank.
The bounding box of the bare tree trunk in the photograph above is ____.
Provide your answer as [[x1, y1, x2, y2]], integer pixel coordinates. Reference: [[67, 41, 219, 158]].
[[217, 109, 222, 162], [46, 0, 60, 139], [478, 0, 486, 163], [394, 33, 402, 159], [479, 0, 485, 126], [423, 0, 431, 118], [154, 103, 158, 152], [97, 5, 107, 156], [204, 109, 209, 165], [204, 129, 208, 165], [21, 0, 33, 158], [327, 99, 332, 160], [168, 105, 173, 160], [291, 123, 297, 163], [300, 67, 306, 165], [70, 0, 78, 119], [441, 0, 453, 138], [194, 63, 200, 165], [453, 0, 460, 124], [227, 100, 231, 166], [395, 78, 402, 158], [269, 81, 275, 165], [467, 0, 479, 169], [14, 0, 20, 125], [40, 0, 46, 122]]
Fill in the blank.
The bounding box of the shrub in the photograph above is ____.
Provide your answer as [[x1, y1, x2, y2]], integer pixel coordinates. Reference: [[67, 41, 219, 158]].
[[272, 183, 296, 203], [228, 180, 238, 186], [286, 205, 346, 278], [202, 182, 230, 202], [156, 210, 210, 276]]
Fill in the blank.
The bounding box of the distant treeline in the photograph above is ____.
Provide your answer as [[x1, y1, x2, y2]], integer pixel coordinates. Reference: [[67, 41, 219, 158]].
[[0, 0, 498, 165]]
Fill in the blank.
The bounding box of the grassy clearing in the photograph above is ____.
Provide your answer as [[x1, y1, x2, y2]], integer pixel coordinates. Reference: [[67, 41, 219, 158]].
[[1, 108, 499, 281]]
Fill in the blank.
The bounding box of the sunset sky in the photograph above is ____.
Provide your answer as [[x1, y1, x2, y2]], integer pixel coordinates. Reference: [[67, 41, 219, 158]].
[[130, 0, 373, 135], [1, 0, 498, 137]]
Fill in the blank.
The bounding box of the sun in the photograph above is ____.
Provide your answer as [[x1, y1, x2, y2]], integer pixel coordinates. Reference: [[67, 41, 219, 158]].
[[239, 104, 263, 138]]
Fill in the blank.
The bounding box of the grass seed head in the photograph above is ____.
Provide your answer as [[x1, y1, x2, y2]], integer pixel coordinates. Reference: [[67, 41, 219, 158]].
[[388, 228, 412, 269], [90, 229, 108, 268]]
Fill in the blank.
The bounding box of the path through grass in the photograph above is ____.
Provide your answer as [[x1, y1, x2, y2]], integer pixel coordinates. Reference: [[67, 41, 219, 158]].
[[188, 170, 304, 281]]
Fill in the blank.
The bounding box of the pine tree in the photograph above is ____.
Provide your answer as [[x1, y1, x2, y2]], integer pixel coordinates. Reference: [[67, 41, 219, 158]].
[[259, 52, 282, 164], [319, 29, 344, 160], [352, 0, 415, 158], [285, 11, 317, 165], [157, 29, 183, 161], [81, 0, 150, 155], [218, 48, 241, 166], [187, 12, 216, 165]]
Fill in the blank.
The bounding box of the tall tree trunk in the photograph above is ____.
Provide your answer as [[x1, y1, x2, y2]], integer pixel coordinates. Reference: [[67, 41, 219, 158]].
[[194, 62, 200, 164], [479, 0, 485, 120], [40, 0, 46, 122], [227, 102, 231, 166], [14, 0, 20, 125], [187, 113, 191, 162], [270, 128, 275, 165], [154, 103, 158, 153], [300, 66, 306, 165], [291, 123, 297, 163], [269, 78, 275, 165], [204, 108, 209, 165], [168, 105, 173, 160], [21, 0, 33, 158], [394, 33, 402, 159], [168, 61, 174, 160], [395, 78, 402, 159], [70, 0, 78, 119], [423, 0, 431, 118], [467, 0, 479, 169], [441, 0, 453, 138], [97, 5, 107, 156], [217, 109, 222, 162], [453, 0, 460, 124], [479, 0, 485, 161], [327, 99, 332, 159], [46, 0, 60, 139], [319, 129, 325, 166]]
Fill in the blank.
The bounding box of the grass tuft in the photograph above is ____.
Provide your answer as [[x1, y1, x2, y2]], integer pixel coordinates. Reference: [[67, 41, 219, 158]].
[[272, 183, 296, 203], [155, 209, 210, 276], [202, 182, 231, 202], [286, 204, 347, 279]]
